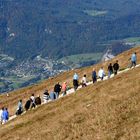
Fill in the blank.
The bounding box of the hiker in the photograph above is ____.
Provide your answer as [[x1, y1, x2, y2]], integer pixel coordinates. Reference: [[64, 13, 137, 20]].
[[2, 108, 9, 124], [108, 63, 113, 78], [98, 67, 105, 80], [16, 100, 23, 115], [43, 90, 50, 103], [81, 74, 87, 87], [30, 94, 36, 109], [73, 73, 79, 91], [0, 107, 4, 124], [130, 52, 137, 68], [113, 60, 119, 75], [24, 98, 31, 111], [54, 82, 62, 99], [49, 90, 55, 100], [35, 95, 41, 105], [62, 82, 67, 96], [92, 68, 97, 83]]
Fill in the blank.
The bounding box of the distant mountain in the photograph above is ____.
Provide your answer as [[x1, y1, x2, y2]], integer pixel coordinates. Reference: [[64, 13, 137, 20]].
[[0, 0, 140, 60], [0, 0, 140, 93]]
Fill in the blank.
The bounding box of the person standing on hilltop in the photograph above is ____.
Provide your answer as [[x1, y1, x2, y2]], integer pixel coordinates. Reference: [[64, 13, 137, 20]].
[[73, 73, 79, 91], [130, 52, 137, 68], [98, 67, 105, 80], [54, 82, 62, 99], [113, 60, 119, 75], [92, 68, 97, 83], [108, 63, 113, 78]]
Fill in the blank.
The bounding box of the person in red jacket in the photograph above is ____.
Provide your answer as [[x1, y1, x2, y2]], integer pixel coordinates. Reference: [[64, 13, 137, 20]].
[[62, 82, 67, 96]]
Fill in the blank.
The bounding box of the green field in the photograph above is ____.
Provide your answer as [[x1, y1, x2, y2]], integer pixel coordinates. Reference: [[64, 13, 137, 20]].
[[58, 53, 102, 67], [123, 37, 140, 45], [4, 75, 35, 89], [84, 10, 107, 17]]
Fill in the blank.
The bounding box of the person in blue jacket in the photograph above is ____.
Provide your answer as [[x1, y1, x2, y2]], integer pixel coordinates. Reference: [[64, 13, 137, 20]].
[[2, 108, 9, 124], [50, 90, 55, 100], [73, 73, 79, 91], [92, 68, 97, 83], [130, 52, 137, 68]]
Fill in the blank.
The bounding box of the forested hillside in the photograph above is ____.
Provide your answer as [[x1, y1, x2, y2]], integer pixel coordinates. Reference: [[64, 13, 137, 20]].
[[0, 0, 140, 93], [0, 0, 140, 60]]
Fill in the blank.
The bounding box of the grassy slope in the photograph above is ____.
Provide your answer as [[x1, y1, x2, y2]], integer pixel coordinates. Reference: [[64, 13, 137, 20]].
[[0, 62, 140, 139], [0, 46, 140, 117]]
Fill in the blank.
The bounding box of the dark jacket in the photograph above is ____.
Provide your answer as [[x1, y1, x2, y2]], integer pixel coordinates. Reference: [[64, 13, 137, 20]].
[[113, 63, 119, 70], [92, 71, 97, 79], [54, 84, 61, 93], [35, 97, 41, 105], [108, 65, 113, 72], [25, 100, 31, 111]]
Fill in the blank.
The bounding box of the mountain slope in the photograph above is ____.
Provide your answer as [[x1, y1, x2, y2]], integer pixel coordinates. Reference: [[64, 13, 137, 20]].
[[0, 57, 140, 139], [0, 46, 139, 117]]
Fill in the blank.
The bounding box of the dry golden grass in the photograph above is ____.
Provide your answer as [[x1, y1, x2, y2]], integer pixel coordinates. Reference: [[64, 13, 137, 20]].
[[0, 46, 140, 117], [0, 61, 140, 140]]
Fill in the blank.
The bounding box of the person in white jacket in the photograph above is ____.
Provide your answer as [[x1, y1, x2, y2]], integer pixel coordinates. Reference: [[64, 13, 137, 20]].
[[98, 67, 105, 80], [81, 74, 87, 87], [0, 107, 4, 124]]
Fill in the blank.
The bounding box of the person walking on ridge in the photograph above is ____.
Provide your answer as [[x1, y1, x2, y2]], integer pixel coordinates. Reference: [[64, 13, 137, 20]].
[[62, 82, 67, 96], [25, 98, 31, 111], [92, 68, 97, 83], [130, 52, 137, 68], [43, 90, 50, 103], [2, 108, 9, 124], [30, 94, 36, 109], [113, 60, 119, 75], [81, 74, 87, 87], [0, 107, 4, 124], [35, 95, 41, 105], [73, 73, 79, 91], [108, 63, 113, 78], [16, 100, 23, 115], [54, 82, 62, 99], [98, 67, 105, 80]]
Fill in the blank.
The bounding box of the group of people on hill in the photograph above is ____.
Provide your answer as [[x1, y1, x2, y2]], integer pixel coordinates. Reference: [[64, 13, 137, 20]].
[[73, 52, 137, 90], [73, 60, 120, 90], [14, 82, 68, 116], [0, 52, 137, 124], [16, 94, 42, 115]]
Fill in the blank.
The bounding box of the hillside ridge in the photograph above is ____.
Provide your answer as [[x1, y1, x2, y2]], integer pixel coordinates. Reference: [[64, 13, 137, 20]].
[[0, 59, 140, 139], [0, 47, 140, 139]]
